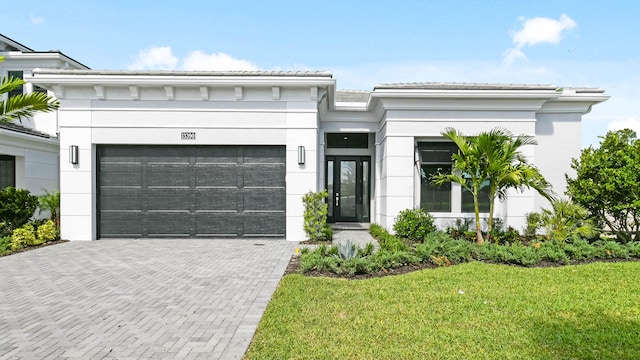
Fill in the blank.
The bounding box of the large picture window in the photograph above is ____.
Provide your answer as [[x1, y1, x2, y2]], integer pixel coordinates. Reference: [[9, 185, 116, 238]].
[[418, 141, 491, 214], [418, 142, 457, 212]]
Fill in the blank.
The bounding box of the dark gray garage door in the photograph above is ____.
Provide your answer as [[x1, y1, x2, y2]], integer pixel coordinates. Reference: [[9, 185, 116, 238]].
[[97, 145, 286, 238]]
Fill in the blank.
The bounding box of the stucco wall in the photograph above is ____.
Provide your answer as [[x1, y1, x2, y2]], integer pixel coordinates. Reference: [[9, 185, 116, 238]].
[[57, 86, 321, 241]]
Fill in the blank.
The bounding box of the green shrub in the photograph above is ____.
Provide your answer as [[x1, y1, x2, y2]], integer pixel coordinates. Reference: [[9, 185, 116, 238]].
[[376, 249, 420, 269], [0, 187, 38, 233], [0, 236, 11, 255], [563, 239, 598, 261], [538, 242, 570, 264], [37, 220, 58, 243], [595, 240, 629, 259], [321, 225, 333, 241], [338, 257, 380, 275], [378, 232, 408, 253], [393, 208, 436, 241], [414, 232, 475, 265], [369, 223, 387, 239], [627, 242, 640, 257], [38, 190, 60, 228], [11, 224, 37, 250], [302, 190, 329, 241]]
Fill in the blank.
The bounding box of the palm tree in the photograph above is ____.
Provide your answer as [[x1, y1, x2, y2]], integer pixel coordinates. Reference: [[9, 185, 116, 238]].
[[432, 127, 491, 243], [484, 130, 554, 238], [432, 127, 554, 244], [0, 56, 59, 124]]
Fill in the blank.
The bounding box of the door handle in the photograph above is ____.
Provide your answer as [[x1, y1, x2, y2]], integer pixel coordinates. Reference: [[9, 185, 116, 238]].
[[335, 192, 340, 207]]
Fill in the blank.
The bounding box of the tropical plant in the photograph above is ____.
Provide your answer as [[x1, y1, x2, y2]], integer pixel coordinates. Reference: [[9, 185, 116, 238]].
[[432, 127, 553, 243], [302, 190, 329, 241], [566, 129, 640, 243], [0, 56, 59, 124], [482, 130, 554, 235], [526, 198, 598, 242], [38, 190, 60, 228]]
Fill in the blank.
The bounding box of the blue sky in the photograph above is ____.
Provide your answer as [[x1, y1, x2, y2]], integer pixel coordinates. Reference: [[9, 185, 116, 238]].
[[4, 0, 640, 147]]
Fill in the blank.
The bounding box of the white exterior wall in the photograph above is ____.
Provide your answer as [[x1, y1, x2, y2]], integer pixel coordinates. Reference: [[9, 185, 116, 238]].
[[534, 112, 582, 210], [56, 85, 323, 241], [0, 129, 59, 196], [376, 108, 538, 232]]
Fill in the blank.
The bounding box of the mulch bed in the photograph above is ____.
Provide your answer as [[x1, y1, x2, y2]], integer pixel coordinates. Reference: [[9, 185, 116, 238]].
[[1, 240, 69, 257]]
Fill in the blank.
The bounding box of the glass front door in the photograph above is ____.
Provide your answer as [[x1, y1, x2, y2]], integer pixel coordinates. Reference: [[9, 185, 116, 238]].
[[326, 156, 370, 222]]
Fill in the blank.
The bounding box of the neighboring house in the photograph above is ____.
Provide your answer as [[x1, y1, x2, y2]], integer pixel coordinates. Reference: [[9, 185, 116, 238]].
[[0, 34, 88, 196], [30, 67, 608, 241]]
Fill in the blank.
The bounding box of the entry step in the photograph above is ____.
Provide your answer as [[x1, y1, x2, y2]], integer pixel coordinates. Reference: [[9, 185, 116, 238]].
[[330, 223, 371, 231]]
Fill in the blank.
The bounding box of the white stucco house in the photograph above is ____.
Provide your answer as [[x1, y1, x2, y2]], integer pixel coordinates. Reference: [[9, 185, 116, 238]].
[[2, 34, 607, 242], [0, 34, 88, 197]]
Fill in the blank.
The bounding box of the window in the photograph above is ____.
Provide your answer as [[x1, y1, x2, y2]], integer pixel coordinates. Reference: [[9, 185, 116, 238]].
[[327, 133, 368, 148], [7, 71, 23, 99], [421, 164, 451, 212], [418, 142, 491, 214], [461, 178, 491, 212], [0, 156, 15, 189], [418, 142, 457, 212]]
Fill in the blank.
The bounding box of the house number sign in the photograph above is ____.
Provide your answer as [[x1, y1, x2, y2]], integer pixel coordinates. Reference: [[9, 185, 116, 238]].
[[181, 132, 196, 140]]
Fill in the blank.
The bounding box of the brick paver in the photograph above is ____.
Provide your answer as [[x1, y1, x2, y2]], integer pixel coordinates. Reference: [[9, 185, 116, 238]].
[[0, 239, 296, 360]]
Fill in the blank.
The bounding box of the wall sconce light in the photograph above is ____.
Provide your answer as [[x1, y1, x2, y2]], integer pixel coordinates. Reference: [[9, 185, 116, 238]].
[[298, 146, 305, 165], [69, 145, 79, 165]]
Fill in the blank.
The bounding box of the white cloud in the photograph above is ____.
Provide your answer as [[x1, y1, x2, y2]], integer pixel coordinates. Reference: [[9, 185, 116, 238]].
[[503, 14, 577, 65], [607, 117, 640, 134], [128, 46, 178, 70], [128, 47, 259, 71], [30, 14, 44, 25], [182, 50, 258, 71]]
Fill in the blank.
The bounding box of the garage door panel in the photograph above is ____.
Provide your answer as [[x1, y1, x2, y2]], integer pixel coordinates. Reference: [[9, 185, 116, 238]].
[[243, 188, 285, 211], [98, 145, 285, 239], [146, 164, 192, 187], [195, 165, 238, 187], [100, 189, 142, 210], [146, 212, 192, 237], [195, 146, 238, 164], [243, 213, 286, 236], [243, 147, 285, 164], [195, 189, 238, 211], [146, 188, 192, 210], [195, 213, 240, 237], [244, 165, 285, 187], [100, 212, 143, 237]]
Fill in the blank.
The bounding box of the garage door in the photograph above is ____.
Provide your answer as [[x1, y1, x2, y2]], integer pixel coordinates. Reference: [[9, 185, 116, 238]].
[[97, 145, 286, 238]]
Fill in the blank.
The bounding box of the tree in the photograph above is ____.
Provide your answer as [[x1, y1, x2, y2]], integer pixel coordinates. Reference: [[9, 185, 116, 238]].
[[566, 129, 640, 243], [432, 128, 493, 243], [432, 127, 554, 244], [483, 131, 554, 238], [0, 56, 59, 124], [38, 190, 60, 228]]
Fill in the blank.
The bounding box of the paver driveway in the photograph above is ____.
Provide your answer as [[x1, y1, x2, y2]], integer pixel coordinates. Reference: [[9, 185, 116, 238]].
[[0, 239, 296, 359]]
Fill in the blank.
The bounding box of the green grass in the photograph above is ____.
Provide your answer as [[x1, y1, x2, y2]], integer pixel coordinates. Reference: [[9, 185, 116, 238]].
[[245, 262, 640, 359]]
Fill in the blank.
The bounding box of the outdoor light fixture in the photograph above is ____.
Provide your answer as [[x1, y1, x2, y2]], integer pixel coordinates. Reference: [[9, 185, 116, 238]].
[[298, 146, 305, 165], [69, 145, 79, 165]]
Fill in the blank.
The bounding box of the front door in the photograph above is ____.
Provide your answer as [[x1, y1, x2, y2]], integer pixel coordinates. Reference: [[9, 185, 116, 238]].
[[326, 156, 370, 223]]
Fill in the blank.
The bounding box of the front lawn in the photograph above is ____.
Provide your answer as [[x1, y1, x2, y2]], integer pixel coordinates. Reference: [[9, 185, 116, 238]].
[[245, 261, 640, 359]]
